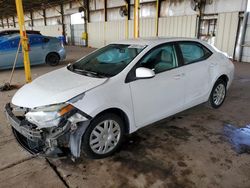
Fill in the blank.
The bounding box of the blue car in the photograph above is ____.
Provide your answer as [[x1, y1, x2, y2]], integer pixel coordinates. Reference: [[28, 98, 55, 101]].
[[0, 34, 66, 70]]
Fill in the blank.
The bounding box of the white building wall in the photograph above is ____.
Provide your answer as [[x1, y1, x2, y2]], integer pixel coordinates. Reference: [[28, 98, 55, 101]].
[[140, 18, 156, 37], [33, 25, 63, 37], [215, 12, 239, 57], [158, 15, 197, 38], [160, 0, 197, 16], [204, 0, 247, 14], [71, 24, 85, 46], [87, 0, 199, 48], [87, 22, 105, 47]]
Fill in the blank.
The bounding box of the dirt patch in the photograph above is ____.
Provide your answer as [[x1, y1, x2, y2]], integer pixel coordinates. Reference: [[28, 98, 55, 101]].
[[177, 161, 187, 167], [164, 126, 192, 141]]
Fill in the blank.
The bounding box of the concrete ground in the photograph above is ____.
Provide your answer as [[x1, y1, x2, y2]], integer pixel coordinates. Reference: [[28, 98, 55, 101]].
[[0, 46, 250, 188]]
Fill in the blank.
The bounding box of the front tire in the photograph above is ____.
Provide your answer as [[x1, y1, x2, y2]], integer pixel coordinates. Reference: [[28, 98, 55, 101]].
[[209, 79, 227, 109], [82, 113, 125, 159]]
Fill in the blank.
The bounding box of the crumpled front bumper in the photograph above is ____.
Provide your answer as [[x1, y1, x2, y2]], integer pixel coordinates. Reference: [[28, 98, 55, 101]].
[[5, 103, 91, 159], [5, 103, 44, 155]]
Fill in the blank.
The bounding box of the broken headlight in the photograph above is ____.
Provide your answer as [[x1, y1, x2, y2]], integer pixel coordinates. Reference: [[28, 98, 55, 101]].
[[25, 103, 74, 128]]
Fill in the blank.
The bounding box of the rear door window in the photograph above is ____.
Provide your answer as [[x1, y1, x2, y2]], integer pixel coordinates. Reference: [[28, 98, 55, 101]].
[[179, 42, 212, 65], [139, 44, 178, 74]]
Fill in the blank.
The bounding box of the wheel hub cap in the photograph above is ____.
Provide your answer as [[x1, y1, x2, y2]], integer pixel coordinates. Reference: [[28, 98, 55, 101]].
[[89, 120, 121, 154], [213, 83, 226, 106]]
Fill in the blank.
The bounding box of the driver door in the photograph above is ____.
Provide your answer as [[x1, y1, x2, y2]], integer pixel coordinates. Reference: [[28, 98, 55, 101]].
[[129, 43, 185, 128]]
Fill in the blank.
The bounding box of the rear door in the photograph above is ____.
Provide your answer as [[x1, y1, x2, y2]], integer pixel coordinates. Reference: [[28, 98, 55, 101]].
[[177, 41, 213, 107]]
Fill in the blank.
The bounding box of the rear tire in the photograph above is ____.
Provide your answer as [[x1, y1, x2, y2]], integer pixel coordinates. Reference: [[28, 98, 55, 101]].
[[82, 113, 125, 159], [209, 79, 227, 109], [46, 53, 60, 66]]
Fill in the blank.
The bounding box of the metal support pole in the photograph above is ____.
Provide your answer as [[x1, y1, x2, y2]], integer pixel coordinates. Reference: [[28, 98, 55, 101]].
[[125, 0, 129, 39], [104, 0, 107, 22], [15, 0, 32, 83], [7, 18, 9, 28], [1, 18, 4, 28], [197, 0, 205, 39], [30, 11, 34, 28], [127, 0, 131, 20], [103, 0, 107, 45], [83, 0, 89, 46], [155, 0, 160, 36], [134, 0, 139, 38], [86, 0, 90, 23], [235, 12, 249, 62], [13, 16, 16, 28], [60, 4, 66, 39], [43, 9, 47, 26]]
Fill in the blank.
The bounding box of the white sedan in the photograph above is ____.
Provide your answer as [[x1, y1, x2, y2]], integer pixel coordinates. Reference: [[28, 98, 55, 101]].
[[5, 38, 234, 159]]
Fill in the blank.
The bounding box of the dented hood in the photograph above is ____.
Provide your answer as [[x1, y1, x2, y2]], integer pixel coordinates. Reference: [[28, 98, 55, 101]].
[[12, 67, 107, 108]]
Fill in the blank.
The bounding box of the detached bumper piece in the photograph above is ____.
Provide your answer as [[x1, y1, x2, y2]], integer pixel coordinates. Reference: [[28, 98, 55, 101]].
[[5, 103, 68, 158]]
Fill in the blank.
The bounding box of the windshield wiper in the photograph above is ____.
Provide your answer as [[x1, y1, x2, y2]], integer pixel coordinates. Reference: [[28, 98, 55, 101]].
[[68, 64, 107, 78]]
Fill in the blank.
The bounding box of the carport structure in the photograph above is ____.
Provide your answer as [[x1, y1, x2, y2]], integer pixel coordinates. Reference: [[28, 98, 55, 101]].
[[0, 0, 71, 21], [0, 0, 72, 35]]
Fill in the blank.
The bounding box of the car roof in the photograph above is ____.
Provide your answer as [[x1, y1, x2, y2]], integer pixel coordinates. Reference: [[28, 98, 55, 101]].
[[116, 37, 203, 46], [114, 37, 216, 52], [0, 34, 44, 44], [0, 30, 41, 34]]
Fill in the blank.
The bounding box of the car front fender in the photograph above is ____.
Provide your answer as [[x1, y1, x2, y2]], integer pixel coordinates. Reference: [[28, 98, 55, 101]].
[[69, 120, 91, 158]]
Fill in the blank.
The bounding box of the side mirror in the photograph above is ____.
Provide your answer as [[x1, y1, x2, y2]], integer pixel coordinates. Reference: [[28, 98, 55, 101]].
[[135, 67, 155, 79]]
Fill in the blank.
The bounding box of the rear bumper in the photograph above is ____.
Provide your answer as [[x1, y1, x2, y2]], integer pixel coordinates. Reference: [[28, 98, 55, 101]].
[[58, 48, 66, 60]]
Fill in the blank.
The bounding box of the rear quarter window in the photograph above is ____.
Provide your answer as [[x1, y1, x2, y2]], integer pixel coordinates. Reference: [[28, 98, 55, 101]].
[[179, 42, 212, 65]]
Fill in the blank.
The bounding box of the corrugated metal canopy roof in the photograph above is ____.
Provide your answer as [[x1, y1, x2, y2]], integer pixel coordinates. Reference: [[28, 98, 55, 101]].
[[0, 0, 73, 18]]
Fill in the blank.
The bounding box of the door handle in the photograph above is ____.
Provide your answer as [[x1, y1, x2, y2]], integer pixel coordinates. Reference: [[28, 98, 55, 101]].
[[174, 73, 185, 79]]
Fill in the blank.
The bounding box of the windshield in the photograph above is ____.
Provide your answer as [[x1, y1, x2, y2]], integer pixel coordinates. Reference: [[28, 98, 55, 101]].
[[68, 44, 146, 77]]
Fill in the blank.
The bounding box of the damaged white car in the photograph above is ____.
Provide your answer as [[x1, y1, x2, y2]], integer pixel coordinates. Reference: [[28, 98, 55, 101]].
[[5, 38, 234, 159]]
